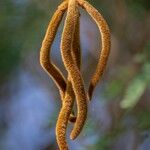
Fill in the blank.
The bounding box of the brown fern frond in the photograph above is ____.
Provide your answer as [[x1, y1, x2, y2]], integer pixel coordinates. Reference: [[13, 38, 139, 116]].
[[56, 81, 74, 150], [40, 1, 67, 94], [68, 6, 81, 123], [60, 1, 82, 124], [77, 0, 111, 100], [40, 0, 111, 149], [40, 1, 77, 123], [60, 0, 87, 140], [56, 1, 80, 149], [72, 11, 81, 69]]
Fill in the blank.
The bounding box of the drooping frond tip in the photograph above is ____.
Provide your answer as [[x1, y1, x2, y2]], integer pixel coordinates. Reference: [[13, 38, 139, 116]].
[[40, 0, 110, 149]]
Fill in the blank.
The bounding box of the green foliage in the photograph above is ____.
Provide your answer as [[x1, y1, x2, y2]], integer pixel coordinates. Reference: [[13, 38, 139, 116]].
[[103, 80, 124, 99], [136, 110, 150, 130], [120, 63, 150, 109], [127, 0, 150, 17], [120, 77, 146, 108], [0, 1, 21, 81], [0, 0, 47, 83], [95, 121, 125, 150]]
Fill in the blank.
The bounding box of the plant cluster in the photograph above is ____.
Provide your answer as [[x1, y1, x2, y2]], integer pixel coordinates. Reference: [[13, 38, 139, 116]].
[[40, 0, 110, 149]]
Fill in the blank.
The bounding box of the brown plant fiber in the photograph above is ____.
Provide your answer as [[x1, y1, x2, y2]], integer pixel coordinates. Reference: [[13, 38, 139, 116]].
[[56, 1, 81, 149], [40, 0, 111, 149], [40, 1, 76, 123], [78, 0, 111, 100], [40, 1, 67, 94], [60, 0, 87, 140]]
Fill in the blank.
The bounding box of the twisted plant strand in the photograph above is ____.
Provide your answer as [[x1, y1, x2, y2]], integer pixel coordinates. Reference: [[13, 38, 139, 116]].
[[40, 0, 111, 149], [40, 1, 76, 123], [56, 2, 82, 149], [77, 0, 111, 100], [40, 1, 67, 94]]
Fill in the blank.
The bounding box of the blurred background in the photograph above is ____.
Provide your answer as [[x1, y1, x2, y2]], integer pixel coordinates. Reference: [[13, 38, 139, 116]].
[[0, 0, 150, 150]]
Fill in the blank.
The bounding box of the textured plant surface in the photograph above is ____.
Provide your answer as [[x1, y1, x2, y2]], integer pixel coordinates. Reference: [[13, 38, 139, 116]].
[[40, 0, 111, 149]]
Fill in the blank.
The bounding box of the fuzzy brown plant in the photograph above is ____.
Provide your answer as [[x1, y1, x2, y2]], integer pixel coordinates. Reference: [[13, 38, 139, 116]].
[[56, 2, 81, 149], [40, 1, 67, 94], [40, 0, 110, 149], [60, 0, 87, 141], [40, 1, 76, 123], [77, 0, 111, 100]]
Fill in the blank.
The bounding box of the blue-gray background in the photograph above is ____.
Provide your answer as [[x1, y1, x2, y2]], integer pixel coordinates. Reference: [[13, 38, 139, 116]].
[[0, 0, 150, 150]]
